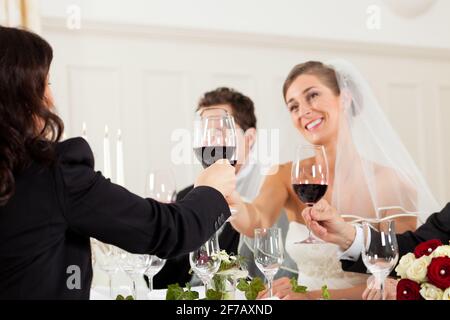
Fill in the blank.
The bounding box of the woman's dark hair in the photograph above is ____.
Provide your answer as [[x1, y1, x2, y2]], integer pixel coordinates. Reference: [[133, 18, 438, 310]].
[[0, 26, 64, 206], [197, 87, 257, 131], [282, 61, 340, 101]]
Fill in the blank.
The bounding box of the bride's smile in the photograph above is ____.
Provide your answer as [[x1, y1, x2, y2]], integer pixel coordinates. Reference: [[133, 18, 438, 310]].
[[304, 117, 324, 132]]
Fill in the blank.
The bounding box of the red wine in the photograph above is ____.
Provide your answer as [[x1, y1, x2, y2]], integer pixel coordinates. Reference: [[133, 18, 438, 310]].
[[194, 146, 237, 168], [292, 183, 327, 205]]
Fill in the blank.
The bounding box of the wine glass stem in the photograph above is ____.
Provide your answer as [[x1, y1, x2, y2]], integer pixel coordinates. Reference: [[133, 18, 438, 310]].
[[132, 280, 137, 300], [108, 274, 113, 299], [148, 275, 154, 292], [267, 277, 274, 298], [380, 278, 385, 300], [203, 280, 209, 296], [307, 204, 314, 239]]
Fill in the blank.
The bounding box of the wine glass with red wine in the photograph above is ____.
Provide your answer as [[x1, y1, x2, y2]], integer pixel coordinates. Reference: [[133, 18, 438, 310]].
[[193, 109, 238, 214], [291, 144, 329, 244], [193, 109, 237, 168]]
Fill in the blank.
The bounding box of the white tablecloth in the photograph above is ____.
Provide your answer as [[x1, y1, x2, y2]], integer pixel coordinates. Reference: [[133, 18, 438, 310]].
[[90, 285, 249, 300]]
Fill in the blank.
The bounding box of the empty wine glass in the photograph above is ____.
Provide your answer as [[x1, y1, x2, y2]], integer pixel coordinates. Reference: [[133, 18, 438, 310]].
[[93, 240, 120, 299], [189, 233, 221, 294], [254, 227, 284, 298], [144, 255, 166, 294], [291, 144, 329, 244], [118, 252, 152, 300], [362, 220, 399, 300], [146, 169, 177, 203]]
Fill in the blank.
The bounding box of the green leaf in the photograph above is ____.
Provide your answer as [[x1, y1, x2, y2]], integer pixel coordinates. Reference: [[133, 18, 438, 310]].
[[237, 278, 250, 291], [115, 294, 134, 300], [321, 285, 331, 300], [205, 289, 223, 300], [183, 290, 199, 300], [290, 277, 307, 293], [166, 283, 199, 300], [237, 277, 265, 300], [166, 283, 184, 300], [250, 277, 265, 293]]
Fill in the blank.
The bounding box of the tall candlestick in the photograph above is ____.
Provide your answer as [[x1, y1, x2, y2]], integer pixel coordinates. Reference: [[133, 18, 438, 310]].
[[82, 122, 87, 141], [103, 125, 111, 179], [116, 129, 125, 187]]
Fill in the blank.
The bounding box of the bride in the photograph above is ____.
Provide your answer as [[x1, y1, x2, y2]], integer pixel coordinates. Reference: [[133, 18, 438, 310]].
[[229, 60, 440, 299]]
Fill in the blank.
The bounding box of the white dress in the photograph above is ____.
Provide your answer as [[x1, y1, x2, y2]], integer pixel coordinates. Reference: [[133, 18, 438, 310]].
[[285, 221, 368, 291]]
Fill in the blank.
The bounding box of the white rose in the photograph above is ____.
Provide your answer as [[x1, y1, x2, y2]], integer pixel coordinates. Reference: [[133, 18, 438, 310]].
[[420, 283, 444, 300], [406, 255, 431, 283], [442, 288, 450, 300], [431, 245, 450, 258], [395, 253, 416, 278]]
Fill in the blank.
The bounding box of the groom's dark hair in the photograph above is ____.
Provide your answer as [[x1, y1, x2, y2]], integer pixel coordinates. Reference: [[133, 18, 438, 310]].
[[197, 87, 257, 131]]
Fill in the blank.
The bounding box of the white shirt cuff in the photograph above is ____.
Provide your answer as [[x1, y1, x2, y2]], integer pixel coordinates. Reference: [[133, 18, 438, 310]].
[[336, 224, 363, 261]]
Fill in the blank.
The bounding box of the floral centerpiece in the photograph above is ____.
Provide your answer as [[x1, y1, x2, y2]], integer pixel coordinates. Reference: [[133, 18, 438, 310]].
[[208, 250, 249, 300], [166, 250, 266, 300], [395, 239, 450, 300]]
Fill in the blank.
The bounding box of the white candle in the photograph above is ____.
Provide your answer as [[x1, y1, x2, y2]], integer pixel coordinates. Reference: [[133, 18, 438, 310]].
[[81, 122, 87, 141], [103, 125, 112, 179], [116, 129, 125, 187]]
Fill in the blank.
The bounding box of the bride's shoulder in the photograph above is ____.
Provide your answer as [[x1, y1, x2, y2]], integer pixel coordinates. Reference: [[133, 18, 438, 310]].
[[372, 163, 415, 192], [264, 162, 292, 176]]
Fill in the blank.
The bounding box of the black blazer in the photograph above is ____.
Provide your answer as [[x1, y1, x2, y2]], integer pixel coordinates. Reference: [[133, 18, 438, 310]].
[[0, 138, 230, 299], [341, 203, 450, 274], [153, 185, 240, 289]]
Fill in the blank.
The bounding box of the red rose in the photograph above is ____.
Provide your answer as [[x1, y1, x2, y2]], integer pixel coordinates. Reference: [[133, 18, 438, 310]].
[[397, 279, 423, 300], [427, 257, 450, 290], [414, 239, 443, 258]]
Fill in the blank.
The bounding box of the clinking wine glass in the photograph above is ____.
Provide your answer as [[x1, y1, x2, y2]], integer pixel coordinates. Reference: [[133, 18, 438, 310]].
[[193, 108, 238, 213], [189, 233, 221, 294], [291, 144, 329, 244], [362, 219, 399, 300], [254, 227, 284, 298]]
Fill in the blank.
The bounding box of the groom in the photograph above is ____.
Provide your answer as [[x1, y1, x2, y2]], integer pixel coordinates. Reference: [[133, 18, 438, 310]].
[[301, 200, 450, 274]]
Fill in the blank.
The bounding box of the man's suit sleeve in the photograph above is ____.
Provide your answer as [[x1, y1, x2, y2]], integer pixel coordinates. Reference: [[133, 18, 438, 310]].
[[55, 138, 230, 259]]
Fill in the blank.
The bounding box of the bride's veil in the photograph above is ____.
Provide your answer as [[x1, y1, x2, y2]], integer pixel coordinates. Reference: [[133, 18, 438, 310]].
[[326, 59, 439, 225]]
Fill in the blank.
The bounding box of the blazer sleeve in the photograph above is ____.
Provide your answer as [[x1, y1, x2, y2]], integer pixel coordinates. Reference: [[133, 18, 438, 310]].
[[341, 203, 450, 274], [54, 138, 230, 259]]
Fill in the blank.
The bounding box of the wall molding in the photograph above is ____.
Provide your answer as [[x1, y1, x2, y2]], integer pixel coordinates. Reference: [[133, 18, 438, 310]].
[[41, 17, 450, 61]]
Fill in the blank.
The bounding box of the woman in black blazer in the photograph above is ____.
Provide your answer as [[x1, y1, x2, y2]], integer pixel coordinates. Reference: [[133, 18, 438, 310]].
[[0, 26, 236, 299]]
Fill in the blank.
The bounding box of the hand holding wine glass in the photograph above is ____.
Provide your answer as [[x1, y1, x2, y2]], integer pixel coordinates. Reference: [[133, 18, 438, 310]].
[[291, 144, 329, 244], [193, 109, 238, 213], [194, 159, 236, 198]]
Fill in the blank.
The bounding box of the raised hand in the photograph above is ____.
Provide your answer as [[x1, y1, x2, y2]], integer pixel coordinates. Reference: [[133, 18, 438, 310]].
[[195, 159, 236, 198]]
